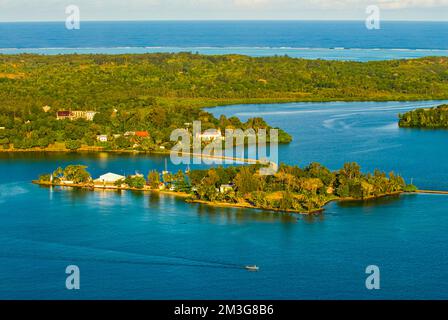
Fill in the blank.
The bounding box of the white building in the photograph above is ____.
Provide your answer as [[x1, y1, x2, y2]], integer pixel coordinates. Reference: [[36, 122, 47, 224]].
[[219, 184, 234, 193], [196, 129, 223, 141], [97, 135, 108, 142], [56, 110, 97, 121], [94, 173, 125, 185], [85, 111, 97, 121]]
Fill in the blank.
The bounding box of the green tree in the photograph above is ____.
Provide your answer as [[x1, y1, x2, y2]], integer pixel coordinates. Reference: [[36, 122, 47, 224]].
[[93, 112, 111, 125], [125, 175, 146, 189], [63, 165, 91, 184], [234, 167, 263, 195], [66, 140, 82, 151], [39, 174, 52, 182], [147, 170, 161, 189]]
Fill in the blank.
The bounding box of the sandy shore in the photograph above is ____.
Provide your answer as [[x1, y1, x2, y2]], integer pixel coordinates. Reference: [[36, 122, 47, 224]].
[[33, 181, 190, 198], [187, 199, 324, 215]]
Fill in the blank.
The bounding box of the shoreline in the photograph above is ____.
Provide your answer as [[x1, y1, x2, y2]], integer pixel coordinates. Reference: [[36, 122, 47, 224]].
[[186, 199, 325, 215], [0, 147, 169, 155], [1, 98, 447, 155], [189, 191, 406, 215], [1, 148, 264, 165], [32, 180, 190, 198], [33, 180, 412, 215]]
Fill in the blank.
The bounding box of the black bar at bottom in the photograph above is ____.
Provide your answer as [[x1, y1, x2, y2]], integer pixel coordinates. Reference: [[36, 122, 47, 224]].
[[0, 300, 446, 318]]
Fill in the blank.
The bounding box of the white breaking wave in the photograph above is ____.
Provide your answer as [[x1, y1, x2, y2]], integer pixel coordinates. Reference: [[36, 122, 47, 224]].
[[1, 46, 448, 51]]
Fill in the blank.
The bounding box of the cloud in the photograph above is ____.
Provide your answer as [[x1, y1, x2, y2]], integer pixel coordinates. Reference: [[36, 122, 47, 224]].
[[308, 0, 448, 9], [377, 0, 448, 9], [0, 0, 447, 21], [233, 0, 271, 7]]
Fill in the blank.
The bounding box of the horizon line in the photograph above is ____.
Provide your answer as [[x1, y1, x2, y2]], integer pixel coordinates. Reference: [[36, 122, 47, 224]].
[[1, 18, 448, 23]]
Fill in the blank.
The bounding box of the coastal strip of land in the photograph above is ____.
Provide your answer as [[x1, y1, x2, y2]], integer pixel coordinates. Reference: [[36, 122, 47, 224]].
[[34, 162, 420, 215], [32, 179, 416, 215], [416, 190, 448, 195], [33, 180, 190, 198]]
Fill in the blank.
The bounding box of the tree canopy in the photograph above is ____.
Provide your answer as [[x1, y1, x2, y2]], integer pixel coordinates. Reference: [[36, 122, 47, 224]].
[[399, 104, 448, 128]]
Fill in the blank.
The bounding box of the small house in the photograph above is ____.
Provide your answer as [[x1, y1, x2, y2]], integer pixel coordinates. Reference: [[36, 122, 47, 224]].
[[196, 129, 223, 141], [97, 135, 108, 142], [57, 110, 97, 121], [219, 184, 234, 193]]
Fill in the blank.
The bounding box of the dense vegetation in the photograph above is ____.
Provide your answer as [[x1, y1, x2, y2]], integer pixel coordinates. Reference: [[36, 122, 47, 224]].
[[0, 104, 290, 151], [399, 104, 448, 128], [188, 162, 416, 213], [1, 53, 448, 150], [38, 162, 417, 214]]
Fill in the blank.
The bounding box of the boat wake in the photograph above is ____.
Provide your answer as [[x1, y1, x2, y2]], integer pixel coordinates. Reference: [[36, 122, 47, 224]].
[[0, 237, 244, 270], [0, 182, 29, 204], [0, 253, 243, 270]]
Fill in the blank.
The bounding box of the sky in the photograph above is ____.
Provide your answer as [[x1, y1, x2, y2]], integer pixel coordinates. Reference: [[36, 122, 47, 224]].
[[0, 0, 447, 22]]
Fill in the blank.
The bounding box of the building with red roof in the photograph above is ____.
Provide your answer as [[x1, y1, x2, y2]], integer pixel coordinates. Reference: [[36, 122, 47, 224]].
[[135, 131, 149, 138]]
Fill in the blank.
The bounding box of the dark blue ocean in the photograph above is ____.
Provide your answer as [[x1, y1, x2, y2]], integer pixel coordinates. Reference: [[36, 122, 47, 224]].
[[1, 21, 448, 60]]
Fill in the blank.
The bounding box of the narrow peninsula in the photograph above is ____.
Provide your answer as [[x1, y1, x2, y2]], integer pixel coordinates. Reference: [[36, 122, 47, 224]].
[[34, 162, 417, 215]]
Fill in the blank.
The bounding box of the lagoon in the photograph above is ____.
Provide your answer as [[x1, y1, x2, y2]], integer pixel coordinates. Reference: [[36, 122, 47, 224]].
[[1, 100, 448, 299]]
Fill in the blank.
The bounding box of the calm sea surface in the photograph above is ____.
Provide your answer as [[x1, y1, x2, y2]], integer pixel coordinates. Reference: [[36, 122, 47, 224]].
[[1, 21, 448, 60], [1, 100, 448, 299]]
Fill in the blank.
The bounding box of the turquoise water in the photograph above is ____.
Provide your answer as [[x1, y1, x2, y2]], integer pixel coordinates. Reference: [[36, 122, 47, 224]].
[[1, 100, 448, 299], [2, 46, 448, 61]]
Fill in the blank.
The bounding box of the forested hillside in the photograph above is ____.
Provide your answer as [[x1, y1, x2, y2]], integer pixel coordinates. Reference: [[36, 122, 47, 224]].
[[1, 53, 448, 113], [1, 53, 448, 150]]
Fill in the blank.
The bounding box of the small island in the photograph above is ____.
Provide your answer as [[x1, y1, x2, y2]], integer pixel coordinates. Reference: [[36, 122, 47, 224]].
[[399, 104, 448, 128], [34, 162, 417, 214]]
